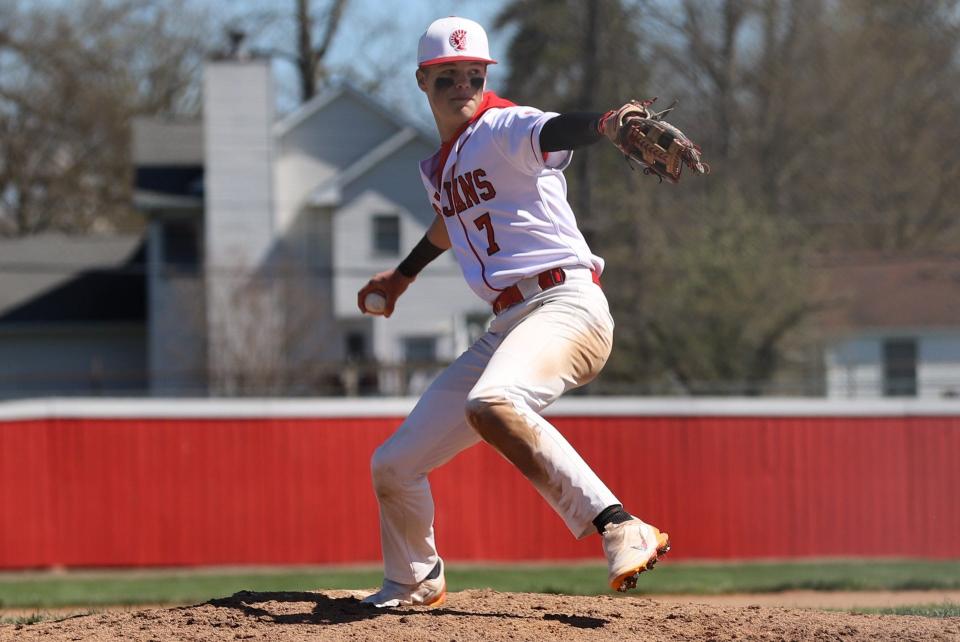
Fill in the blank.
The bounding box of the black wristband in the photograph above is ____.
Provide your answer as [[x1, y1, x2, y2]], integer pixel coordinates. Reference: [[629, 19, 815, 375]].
[[540, 112, 606, 152], [397, 235, 445, 278]]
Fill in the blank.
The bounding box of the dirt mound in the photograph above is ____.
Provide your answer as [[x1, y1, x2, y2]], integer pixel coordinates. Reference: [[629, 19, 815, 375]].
[[3, 589, 958, 641]]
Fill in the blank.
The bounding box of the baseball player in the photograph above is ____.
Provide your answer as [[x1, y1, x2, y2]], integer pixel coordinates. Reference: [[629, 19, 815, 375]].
[[357, 17, 670, 608]]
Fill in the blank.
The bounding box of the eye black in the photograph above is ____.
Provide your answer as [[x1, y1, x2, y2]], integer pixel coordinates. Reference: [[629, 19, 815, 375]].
[[470, 77, 484, 89], [435, 77, 454, 90]]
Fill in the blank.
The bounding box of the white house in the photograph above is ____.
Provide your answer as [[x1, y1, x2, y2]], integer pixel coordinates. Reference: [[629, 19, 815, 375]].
[[821, 256, 960, 399], [133, 54, 490, 396], [0, 233, 147, 397], [7, 58, 958, 399]]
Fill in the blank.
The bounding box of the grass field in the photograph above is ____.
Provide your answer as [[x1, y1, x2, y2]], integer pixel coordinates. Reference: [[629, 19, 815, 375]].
[[851, 602, 960, 618], [1, 559, 958, 610]]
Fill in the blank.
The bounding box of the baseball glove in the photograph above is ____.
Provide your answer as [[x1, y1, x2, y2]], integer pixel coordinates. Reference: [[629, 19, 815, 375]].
[[601, 98, 710, 183]]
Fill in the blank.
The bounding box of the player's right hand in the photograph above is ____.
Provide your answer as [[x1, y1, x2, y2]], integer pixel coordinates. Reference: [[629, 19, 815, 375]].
[[357, 269, 414, 318]]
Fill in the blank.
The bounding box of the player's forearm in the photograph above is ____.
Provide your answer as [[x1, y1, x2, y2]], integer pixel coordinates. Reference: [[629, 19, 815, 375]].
[[540, 112, 608, 152], [397, 217, 449, 278], [424, 214, 451, 250]]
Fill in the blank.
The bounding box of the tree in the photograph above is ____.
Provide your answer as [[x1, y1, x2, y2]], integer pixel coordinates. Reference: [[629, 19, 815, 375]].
[[294, 0, 348, 102], [494, 0, 822, 394], [224, 0, 351, 104], [814, 0, 960, 251], [628, 202, 819, 394], [495, 0, 649, 222], [0, 0, 208, 236], [644, 0, 960, 252]]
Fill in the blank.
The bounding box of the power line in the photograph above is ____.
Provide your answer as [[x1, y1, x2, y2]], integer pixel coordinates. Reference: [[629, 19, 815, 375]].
[[2, 252, 959, 278], [0, 262, 464, 278]]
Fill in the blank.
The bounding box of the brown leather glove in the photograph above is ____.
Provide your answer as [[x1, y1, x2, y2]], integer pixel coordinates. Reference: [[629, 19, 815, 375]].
[[599, 98, 710, 183]]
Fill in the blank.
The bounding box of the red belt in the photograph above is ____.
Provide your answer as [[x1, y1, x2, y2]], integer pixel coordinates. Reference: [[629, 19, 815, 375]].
[[492, 267, 601, 315]]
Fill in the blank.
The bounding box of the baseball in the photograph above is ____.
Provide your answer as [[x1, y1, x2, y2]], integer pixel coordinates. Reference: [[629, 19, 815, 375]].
[[364, 291, 387, 314]]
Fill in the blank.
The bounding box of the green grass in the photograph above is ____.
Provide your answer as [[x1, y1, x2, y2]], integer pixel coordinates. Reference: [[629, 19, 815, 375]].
[[0, 613, 48, 626], [0, 559, 957, 609], [626, 559, 960, 595], [0, 610, 96, 626], [851, 601, 960, 618]]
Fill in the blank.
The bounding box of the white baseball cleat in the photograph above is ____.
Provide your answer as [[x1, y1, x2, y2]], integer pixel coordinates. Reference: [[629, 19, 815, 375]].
[[602, 518, 671, 592], [361, 559, 447, 608]]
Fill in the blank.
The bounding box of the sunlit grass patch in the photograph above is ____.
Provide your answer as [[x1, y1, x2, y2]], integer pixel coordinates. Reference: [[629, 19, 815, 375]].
[[850, 601, 960, 618]]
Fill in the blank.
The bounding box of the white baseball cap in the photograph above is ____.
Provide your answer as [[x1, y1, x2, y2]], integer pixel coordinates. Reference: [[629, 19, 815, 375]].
[[417, 16, 497, 68]]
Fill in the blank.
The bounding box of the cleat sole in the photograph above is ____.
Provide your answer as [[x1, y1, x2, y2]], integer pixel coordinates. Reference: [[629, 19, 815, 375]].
[[656, 532, 671, 556], [424, 586, 447, 607], [609, 531, 672, 592]]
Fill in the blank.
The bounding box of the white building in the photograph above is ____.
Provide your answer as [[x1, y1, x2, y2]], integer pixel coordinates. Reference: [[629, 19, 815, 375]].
[[132, 55, 489, 396], [7, 60, 959, 399], [822, 256, 960, 399], [0, 234, 147, 397]]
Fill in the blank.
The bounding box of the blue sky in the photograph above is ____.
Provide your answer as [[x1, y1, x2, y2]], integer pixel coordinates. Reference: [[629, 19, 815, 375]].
[[219, 0, 513, 125], [23, 0, 513, 127], [322, 0, 512, 125]]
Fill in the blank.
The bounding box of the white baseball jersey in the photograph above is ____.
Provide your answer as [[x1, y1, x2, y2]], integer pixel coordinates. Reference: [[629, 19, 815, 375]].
[[418, 93, 604, 304]]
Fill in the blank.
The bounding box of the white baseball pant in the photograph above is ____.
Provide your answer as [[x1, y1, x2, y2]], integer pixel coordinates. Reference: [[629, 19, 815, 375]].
[[370, 268, 620, 584]]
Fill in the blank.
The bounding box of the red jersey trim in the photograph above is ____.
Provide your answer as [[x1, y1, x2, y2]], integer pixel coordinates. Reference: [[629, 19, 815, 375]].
[[433, 92, 516, 298], [419, 55, 498, 67], [433, 91, 517, 189], [454, 209, 503, 293], [448, 130, 504, 294], [530, 127, 549, 163]]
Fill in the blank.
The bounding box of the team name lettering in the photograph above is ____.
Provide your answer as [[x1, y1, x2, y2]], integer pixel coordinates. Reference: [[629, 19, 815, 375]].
[[457, 173, 480, 208], [472, 169, 496, 201], [442, 182, 455, 217], [450, 176, 467, 213], [441, 169, 497, 216]]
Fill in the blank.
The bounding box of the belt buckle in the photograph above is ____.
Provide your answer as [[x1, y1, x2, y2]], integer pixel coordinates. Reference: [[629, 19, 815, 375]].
[[516, 274, 543, 301]]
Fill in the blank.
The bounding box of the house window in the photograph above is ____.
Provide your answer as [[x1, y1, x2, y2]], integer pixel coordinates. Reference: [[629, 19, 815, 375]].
[[373, 214, 400, 255], [403, 336, 437, 363], [162, 219, 201, 273], [883, 338, 917, 397], [345, 332, 366, 360]]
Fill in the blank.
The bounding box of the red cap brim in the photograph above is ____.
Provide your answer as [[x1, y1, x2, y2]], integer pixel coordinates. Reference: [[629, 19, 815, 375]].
[[418, 56, 497, 68]]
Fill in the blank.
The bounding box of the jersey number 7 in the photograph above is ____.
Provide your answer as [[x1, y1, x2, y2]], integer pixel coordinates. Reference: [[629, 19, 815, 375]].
[[473, 212, 500, 256]]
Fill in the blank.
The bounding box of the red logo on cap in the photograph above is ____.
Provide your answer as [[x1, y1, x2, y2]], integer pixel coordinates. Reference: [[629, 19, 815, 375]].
[[449, 29, 467, 51]]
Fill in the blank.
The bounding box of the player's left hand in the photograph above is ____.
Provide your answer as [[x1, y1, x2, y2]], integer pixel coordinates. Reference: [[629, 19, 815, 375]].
[[600, 98, 710, 183], [357, 269, 414, 318]]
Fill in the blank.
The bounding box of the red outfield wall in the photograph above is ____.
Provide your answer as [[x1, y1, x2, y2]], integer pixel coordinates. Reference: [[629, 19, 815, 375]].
[[1, 398, 958, 568]]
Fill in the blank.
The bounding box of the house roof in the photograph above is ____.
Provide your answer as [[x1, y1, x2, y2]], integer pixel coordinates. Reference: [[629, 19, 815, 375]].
[[279, 84, 437, 208], [273, 83, 437, 143], [308, 126, 421, 206], [818, 254, 960, 333], [132, 117, 204, 211], [131, 117, 204, 165], [0, 234, 146, 324], [133, 166, 204, 212], [132, 82, 437, 213]]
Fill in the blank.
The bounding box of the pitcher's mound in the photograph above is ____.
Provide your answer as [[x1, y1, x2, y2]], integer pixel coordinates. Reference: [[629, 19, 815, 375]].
[[3, 589, 957, 641]]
